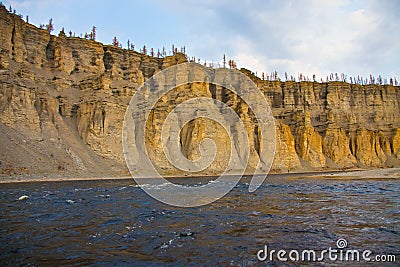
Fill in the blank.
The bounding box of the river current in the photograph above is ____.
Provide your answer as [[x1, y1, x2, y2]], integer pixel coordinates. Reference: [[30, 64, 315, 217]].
[[0, 175, 399, 266]]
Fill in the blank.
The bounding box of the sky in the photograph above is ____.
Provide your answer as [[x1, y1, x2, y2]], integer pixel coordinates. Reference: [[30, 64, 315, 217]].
[[4, 0, 400, 81]]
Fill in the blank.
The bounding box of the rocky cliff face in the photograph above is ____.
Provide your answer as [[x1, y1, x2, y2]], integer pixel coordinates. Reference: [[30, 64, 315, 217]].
[[0, 6, 399, 178]]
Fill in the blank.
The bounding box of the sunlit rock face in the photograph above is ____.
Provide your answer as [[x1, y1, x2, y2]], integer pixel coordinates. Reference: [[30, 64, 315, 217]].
[[0, 6, 399, 177]]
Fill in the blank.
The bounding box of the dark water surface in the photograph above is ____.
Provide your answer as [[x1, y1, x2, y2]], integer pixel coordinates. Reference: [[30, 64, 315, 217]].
[[0, 175, 399, 266]]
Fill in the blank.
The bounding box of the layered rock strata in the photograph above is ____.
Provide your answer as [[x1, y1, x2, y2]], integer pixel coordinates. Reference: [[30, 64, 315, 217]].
[[0, 6, 399, 177]]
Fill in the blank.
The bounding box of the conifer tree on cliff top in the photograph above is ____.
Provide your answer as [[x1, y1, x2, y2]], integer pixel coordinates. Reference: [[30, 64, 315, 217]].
[[112, 36, 119, 47], [46, 18, 54, 33]]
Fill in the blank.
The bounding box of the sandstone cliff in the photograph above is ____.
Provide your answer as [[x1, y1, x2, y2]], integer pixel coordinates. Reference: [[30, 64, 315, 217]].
[[0, 6, 399, 178]]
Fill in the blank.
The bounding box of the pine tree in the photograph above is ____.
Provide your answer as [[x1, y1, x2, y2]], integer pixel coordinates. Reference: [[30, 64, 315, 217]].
[[46, 18, 54, 33], [112, 36, 119, 46], [91, 26, 96, 41], [231, 60, 236, 69], [223, 54, 226, 68], [142, 45, 147, 55]]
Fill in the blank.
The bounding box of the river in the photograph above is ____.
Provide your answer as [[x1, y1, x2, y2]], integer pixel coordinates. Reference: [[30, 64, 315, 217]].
[[0, 175, 399, 266]]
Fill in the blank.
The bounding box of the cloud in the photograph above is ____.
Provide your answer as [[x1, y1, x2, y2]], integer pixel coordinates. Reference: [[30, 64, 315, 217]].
[[5, 0, 400, 79], [156, 0, 399, 79]]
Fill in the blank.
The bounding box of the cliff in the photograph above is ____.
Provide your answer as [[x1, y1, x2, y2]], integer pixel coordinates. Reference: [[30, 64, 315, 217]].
[[0, 6, 399, 179]]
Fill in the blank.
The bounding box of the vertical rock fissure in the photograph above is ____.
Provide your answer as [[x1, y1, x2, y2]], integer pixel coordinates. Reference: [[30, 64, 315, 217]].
[[11, 26, 16, 59], [102, 109, 105, 133]]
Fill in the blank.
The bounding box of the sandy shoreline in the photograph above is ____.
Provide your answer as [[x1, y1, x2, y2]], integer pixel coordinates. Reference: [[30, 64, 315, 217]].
[[0, 168, 399, 184]]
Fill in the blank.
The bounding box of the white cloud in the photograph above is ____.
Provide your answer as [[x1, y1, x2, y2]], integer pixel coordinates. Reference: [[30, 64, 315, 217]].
[[157, 0, 399, 80], [5, 0, 400, 79]]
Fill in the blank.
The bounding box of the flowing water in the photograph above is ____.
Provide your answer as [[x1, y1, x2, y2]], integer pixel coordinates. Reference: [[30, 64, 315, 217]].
[[0, 175, 399, 266]]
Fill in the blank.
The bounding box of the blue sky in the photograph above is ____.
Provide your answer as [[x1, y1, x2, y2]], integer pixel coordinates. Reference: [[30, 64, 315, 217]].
[[4, 0, 400, 81]]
